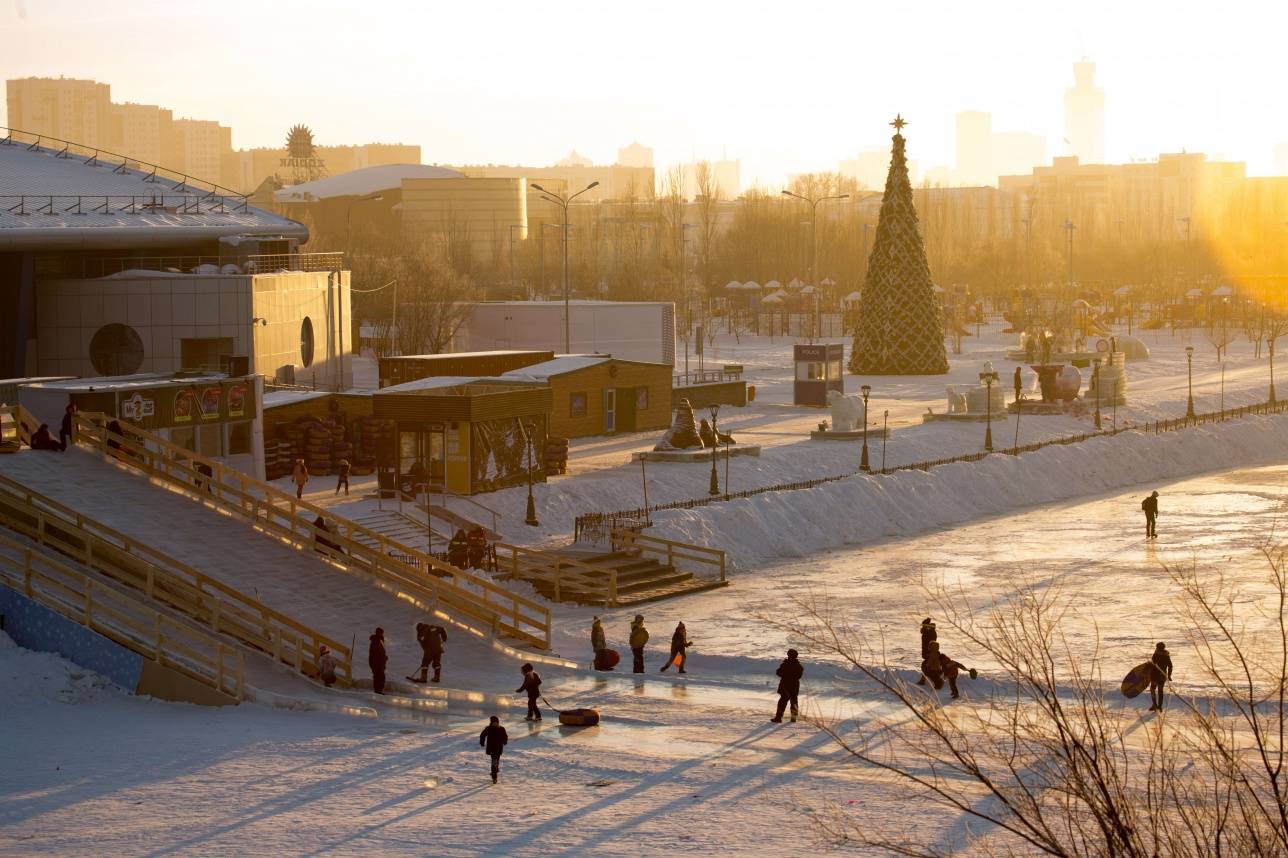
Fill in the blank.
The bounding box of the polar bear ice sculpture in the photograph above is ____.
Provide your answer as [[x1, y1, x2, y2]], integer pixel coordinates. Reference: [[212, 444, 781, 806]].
[[826, 389, 864, 432]]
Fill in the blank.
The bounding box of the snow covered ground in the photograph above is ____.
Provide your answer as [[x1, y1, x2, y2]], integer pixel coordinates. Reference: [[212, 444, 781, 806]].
[[5, 462, 1285, 855]]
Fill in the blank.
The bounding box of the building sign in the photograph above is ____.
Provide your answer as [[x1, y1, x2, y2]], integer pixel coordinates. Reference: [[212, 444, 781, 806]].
[[200, 386, 223, 421], [281, 124, 326, 183], [174, 388, 197, 423], [120, 392, 155, 422], [228, 382, 248, 418]]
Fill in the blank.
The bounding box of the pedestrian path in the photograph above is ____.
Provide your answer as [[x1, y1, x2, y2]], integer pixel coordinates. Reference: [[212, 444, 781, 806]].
[[0, 448, 521, 682]]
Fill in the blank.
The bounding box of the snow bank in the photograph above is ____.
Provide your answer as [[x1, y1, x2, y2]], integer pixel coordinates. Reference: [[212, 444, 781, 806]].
[[0, 630, 125, 706], [650, 415, 1288, 569]]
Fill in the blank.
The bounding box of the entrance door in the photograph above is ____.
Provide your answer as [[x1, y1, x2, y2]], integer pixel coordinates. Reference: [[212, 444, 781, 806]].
[[603, 388, 617, 434], [617, 387, 637, 433]]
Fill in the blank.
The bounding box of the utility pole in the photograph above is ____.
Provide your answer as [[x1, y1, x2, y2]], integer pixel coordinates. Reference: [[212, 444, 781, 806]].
[[781, 189, 850, 290]]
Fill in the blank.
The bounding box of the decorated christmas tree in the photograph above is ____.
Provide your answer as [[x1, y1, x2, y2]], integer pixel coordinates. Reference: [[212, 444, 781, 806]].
[[849, 116, 949, 375]]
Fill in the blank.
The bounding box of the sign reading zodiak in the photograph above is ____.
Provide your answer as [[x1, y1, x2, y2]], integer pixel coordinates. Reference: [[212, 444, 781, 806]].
[[281, 124, 326, 183]]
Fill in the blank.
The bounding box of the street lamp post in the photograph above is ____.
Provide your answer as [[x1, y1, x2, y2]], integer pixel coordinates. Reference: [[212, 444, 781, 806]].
[[531, 181, 599, 353], [859, 385, 871, 472], [980, 364, 999, 452], [1220, 361, 1225, 416], [1092, 358, 1103, 430], [1270, 336, 1278, 405], [708, 404, 721, 496], [881, 409, 889, 472], [1185, 345, 1196, 419], [1062, 220, 1076, 290], [781, 189, 850, 291], [519, 421, 539, 527]]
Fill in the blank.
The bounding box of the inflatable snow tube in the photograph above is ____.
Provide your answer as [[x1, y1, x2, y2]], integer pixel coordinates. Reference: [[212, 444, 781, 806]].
[[558, 708, 601, 727]]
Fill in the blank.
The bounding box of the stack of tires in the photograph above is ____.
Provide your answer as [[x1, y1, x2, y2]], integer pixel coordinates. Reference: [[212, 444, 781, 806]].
[[329, 417, 354, 475], [281, 421, 308, 469], [545, 436, 569, 476], [302, 419, 332, 476], [265, 438, 294, 480]]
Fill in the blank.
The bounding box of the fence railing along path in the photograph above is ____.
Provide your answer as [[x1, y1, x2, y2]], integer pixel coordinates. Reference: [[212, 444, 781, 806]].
[[0, 472, 352, 685], [0, 529, 245, 700], [574, 398, 1288, 543], [73, 413, 552, 650]]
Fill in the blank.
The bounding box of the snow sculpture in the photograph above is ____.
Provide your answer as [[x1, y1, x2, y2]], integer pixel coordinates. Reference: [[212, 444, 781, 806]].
[[945, 385, 968, 414], [826, 389, 864, 432], [654, 399, 705, 450], [699, 419, 736, 447]]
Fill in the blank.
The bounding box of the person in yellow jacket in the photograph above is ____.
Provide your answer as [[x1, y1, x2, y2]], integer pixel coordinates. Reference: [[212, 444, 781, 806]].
[[629, 614, 649, 674]]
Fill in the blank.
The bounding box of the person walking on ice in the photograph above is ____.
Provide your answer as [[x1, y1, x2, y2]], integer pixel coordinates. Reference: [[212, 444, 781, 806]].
[[517, 663, 542, 721], [660, 621, 692, 674], [479, 716, 509, 783], [771, 649, 804, 723], [291, 458, 309, 500], [629, 614, 649, 674], [407, 622, 447, 684], [1149, 641, 1173, 711], [335, 458, 350, 496], [368, 627, 388, 695], [1142, 490, 1159, 539], [937, 649, 977, 699], [915, 617, 937, 685]]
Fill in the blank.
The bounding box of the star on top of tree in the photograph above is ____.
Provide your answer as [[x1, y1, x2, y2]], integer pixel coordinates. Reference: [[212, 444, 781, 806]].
[[890, 114, 907, 133]]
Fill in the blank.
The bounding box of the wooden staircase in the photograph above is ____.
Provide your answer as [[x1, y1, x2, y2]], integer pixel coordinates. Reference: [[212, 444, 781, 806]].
[[557, 549, 726, 606], [347, 510, 444, 557]]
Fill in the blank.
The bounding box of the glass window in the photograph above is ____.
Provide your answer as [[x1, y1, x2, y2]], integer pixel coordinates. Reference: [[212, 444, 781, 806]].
[[570, 392, 587, 417], [796, 362, 824, 381], [829, 359, 843, 379], [300, 317, 315, 368]]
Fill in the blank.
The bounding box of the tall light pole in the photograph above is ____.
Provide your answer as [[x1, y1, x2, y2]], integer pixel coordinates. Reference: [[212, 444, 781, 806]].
[[881, 409, 888, 472], [1062, 220, 1076, 291], [532, 181, 599, 353], [980, 364, 999, 452], [707, 404, 721, 496], [518, 420, 539, 527], [781, 190, 849, 290], [859, 385, 871, 472], [679, 224, 696, 377], [1092, 358, 1102, 430], [1185, 345, 1196, 419]]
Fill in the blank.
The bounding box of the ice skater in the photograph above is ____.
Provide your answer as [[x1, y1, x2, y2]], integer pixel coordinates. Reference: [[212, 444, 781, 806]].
[[660, 621, 691, 674], [1148, 642, 1173, 711], [915, 617, 937, 685], [1142, 490, 1159, 539], [771, 649, 804, 723], [517, 663, 542, 721], [479, 716, 509, 783]]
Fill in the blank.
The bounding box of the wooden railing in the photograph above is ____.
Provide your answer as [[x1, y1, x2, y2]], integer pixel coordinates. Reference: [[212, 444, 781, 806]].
[[611, 529, 727, 584], [493, 542, 621, 607], [73, 413, 552, 649], [0, 531, 245, 700], [0, 473, 353, 685], [0, 403, 35, 449]]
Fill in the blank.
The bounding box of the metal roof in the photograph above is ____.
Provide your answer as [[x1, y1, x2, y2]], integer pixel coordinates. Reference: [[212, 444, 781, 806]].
[[273, 164, 464, 202], [0, 129, 307, 250]]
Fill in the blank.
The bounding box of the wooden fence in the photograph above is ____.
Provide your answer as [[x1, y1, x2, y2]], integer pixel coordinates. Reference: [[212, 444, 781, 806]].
[[0, 530, 244, 700], [74, 413, 552, 650]]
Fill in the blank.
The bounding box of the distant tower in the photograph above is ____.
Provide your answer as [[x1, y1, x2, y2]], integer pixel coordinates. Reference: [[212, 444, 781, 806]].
[[955, 111, 993, 185], [1064, 59, 1105, 163]]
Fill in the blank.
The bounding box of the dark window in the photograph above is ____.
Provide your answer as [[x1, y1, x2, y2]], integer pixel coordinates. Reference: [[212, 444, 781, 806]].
[[300, 317, 315, 368], [570, 392, 587, 417], [88, 324, 145, 375]]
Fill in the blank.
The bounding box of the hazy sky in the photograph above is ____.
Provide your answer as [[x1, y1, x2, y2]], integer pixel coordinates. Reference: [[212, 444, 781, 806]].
[[3, 0, 1286, 186]]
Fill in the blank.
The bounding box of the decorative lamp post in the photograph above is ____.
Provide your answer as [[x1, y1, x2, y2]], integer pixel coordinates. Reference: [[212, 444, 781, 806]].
[[520, 421, 539, 527], [708, 404, 721, 496], [881, 408, 889, 472], [1270, 336, 1278, 405], [980, 363, 999, 452], [531, 181, 600, 353], [859, 384, 872, 472], [1185, 345, 1196, 419], [1092, 358, 1102, 430]]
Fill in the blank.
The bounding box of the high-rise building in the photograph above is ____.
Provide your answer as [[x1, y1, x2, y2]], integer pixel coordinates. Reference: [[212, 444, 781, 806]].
[[174, 118, 233, 184], [6, 77, 114, 149], [953, 111, 1046, 186], [681, 159, 740, 199], [617, 141, 653, 168], [112, 102, 176, 166], [1064, 59, 1106, 164]]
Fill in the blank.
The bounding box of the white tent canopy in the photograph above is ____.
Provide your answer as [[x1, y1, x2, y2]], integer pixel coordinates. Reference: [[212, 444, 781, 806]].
[[741, 280, 761, 290], [764, 279, 782, 291], [1211, 284, 1234, 297], [1185, 288, 1204, 298], [724, 280, 743, 290], [843, 290, 862, 304], [760, 293, 784, 304]]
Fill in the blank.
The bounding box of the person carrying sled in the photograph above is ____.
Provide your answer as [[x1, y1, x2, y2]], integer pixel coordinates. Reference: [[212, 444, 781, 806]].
[[368, 627, 388, 695], [937, 650, 978, 699], [629, 614, 649, 674], [1148, 641, 1173, 711], [516, 663, 542, 721], [479, 716, 509, 783], [318, 645, 337, 687], [771, 649, 804, 723], [1142, 490, 1159, 539], [408, 622, 448, 684], [466, 525, 488, 570], [447, 529, 469, 569], [915, 618, 937, 686], [660, 621, 692, 674]]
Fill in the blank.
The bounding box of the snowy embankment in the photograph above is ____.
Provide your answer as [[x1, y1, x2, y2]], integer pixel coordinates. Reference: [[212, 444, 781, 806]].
[[649, 414, 1288, 570]]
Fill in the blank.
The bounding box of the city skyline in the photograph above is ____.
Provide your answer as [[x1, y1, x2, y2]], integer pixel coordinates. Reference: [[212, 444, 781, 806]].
[[2, 0, 1286, 189]]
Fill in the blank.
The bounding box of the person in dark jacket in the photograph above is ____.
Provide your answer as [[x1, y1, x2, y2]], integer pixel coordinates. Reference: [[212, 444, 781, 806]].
[[920, 640, 944, 689], [368, 627, 388, 694], [516, 663, 542, 721], [106, 419, 125, 454], [629, 614, 649, 673], [407, 622, 447, 683], [312, 515, 342, 554], [915, 618, 937, 685], [771, 649, 804, 723], [194, 460, 214, 494], [58, 404, 77, 451], [1149, 641, 1173, 711], [466, 525, 488, 569], [591, 616, 610, 669], [30, 424, 64, 452], [335, 459, 351, 496], [1142, 491, 1159, 539], [447, 529, 469, 569], [479, 716, 509, 783], [937, 650, 978, 699], [659, 621, 692, 673]]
